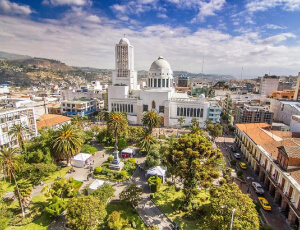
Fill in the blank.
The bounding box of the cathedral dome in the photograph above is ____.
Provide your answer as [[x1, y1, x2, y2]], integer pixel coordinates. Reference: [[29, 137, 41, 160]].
[[147, 56, 173, 89], [150, 56, 171, 71], [119, 37, 130, 45]]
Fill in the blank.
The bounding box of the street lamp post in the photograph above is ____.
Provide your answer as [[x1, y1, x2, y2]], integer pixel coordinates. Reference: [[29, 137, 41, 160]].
[[230, 208, 236, 230]]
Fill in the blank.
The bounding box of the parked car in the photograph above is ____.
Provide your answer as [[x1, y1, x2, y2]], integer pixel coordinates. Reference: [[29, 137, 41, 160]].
[[239, 162, 247, 169], [252, 182, 264, 194], [258, 197, 271, 211], [234, 153, 241, 159]]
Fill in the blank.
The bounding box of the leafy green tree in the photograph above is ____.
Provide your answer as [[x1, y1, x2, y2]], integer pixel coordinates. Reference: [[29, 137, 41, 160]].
[[177, 117, 185, 127], [19, 163, 57, 185], [142, 110, 160, 134], [139, 133, 155, 153], [51, 124, 83, 165], [107, 211, 128, 230], [14, 179, 32, 208], [0, 147, 25, 217], [107, 112, 127, 150], [207, 123, 223, 141], [44, 195, 67, 217], [148, 174, 162, 192], [120, 184, 143, 207], [91, 183, 115, 203], [190, 118, 200, 127], [125, 126, 144, 144], [117, 138, 128, 150], [48, 177, 80, 198], [8, 122, 30, 153], [145, 147, 161, 168], [66, 196, 107, 230], [206, 183, 259, 230], [164, 133, 223, 205]]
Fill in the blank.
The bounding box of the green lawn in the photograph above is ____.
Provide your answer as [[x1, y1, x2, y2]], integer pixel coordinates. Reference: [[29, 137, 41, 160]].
[[105, 201, 146, 230], [1, 180, 15, 193], [43, 166, 71, 183], [6, 195, 53, 230], [153, 184, 210, 230]]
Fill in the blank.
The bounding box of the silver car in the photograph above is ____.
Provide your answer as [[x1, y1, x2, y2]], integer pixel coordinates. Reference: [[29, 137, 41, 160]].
[[252, 182, 264, 194], [234, 153, 241, 159]]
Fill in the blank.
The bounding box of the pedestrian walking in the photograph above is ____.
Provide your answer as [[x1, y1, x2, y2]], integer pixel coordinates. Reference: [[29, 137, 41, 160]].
[[103, 153, 104, 158], [93, 160, 95, 164], [87, 175, 89, 181]]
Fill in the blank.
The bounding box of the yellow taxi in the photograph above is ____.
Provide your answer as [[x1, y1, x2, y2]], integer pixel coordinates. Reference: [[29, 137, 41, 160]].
[[239, 162, 247, 170], [258, 197, 271, 211]]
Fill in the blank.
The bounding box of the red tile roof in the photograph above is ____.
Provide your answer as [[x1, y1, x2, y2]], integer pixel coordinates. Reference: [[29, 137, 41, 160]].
[[36, 114, 71, 130]]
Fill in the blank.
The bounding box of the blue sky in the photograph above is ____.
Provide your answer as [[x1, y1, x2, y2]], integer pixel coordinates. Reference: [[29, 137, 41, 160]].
[[0, 0, 300, 77]]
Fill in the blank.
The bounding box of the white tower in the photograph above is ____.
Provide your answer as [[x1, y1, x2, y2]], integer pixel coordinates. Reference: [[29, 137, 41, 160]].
[[112, 37, 137, 91]]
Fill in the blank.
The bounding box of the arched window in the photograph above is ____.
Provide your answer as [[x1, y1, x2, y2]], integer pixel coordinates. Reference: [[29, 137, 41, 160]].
[[152, 100, 156, 109]]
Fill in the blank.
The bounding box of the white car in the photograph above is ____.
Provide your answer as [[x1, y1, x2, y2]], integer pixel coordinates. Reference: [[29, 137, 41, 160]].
[[252, 182, 264, 194], [234, 153, 241, 159]]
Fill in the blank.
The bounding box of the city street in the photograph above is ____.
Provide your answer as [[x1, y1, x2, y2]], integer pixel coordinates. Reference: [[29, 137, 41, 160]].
[[215, 136, 292, 230]]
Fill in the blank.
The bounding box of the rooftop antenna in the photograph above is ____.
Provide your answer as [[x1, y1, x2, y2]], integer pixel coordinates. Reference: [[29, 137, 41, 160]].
[[202, 58, 204, 77], [241, 67, 243, 81]]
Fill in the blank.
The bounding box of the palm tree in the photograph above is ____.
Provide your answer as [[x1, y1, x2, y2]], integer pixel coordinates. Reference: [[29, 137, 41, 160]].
[[71, 115, 88, 128], [107, 112, 127, 150], [8, 123, 29, 152], [51, 124, 83, 165], [0, 147, 25, 217], [138, 133, 155, 153], [142, 110, 160, 134]]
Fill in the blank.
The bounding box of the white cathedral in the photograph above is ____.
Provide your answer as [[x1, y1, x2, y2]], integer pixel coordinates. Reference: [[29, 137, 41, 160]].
[[108, 37, 212, 127]]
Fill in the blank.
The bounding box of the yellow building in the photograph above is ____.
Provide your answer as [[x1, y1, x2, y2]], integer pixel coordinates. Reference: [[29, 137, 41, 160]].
[[270, 90, 295, 100]]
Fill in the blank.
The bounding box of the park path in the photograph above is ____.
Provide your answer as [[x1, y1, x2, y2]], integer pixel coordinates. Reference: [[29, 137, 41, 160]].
[[5, 140, 175, 230], [132, 162, 175, 230]]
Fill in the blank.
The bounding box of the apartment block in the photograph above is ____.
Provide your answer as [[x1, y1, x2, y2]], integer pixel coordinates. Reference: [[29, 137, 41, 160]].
[[235, 104, 274, 125], [235, 123, 300, 229], [61, 98, 101, 117], [0, 107, 37, 147]]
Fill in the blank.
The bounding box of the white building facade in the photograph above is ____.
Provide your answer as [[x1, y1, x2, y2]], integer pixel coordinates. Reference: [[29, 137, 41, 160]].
[[0, 107, 37, 147], [108, 38, 209, 127], [260, 75, 280, 96]]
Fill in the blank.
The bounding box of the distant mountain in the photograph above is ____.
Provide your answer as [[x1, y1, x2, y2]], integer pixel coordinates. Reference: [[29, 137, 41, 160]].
[[0, 51, 31, 60], [7, 58, 74, 71]]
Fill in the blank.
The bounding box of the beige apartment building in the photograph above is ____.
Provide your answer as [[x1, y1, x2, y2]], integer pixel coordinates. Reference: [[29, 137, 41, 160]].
[[235, 123, 300, 229]]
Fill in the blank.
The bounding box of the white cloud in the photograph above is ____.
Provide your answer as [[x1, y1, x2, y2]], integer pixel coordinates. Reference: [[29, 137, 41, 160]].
[[86, 15, 100, 23], [259, 33, 296, 45], [193, 0, 226, 22], [0, 15, 299, 77], [157, 13, 168, 18], [265, 24, 286, 29], [246, 0, 300, 12], [0, 0, 32, 15], [42, 0, 91, 7]]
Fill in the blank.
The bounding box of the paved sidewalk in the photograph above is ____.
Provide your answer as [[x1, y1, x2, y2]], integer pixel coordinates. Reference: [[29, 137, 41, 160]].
[[137, 198, 174, 230]]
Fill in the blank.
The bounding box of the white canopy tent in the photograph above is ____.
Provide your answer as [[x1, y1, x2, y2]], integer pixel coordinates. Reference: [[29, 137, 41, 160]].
[[71, 153, 92, 168], [145, 166, 167, 183], [121, 148, 135, 158], [88, 179, 107, 194]]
